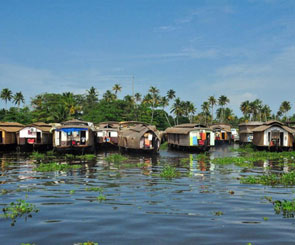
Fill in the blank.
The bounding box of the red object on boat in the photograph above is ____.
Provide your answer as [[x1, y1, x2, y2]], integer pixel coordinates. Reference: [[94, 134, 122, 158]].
[[198, 140, 204, 145], [72, 140, 76, 145], [27, 139, 35, 144]]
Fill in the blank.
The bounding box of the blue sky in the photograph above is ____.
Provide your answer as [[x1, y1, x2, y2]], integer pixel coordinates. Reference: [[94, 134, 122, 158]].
[[0, 0, 295, 116]]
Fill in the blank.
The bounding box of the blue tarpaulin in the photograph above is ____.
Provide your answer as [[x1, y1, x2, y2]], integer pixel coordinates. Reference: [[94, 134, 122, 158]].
[[57, 128, 88, 133]]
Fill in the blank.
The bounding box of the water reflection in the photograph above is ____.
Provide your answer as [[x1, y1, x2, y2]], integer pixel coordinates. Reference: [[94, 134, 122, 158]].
[[0, 148, 295, 244]]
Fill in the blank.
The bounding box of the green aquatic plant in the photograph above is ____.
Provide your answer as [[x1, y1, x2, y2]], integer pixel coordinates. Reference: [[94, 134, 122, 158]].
[[21, 243, 36, 245], [213, 211, 224, 216], [196, 153, 209, 161], [1, 199, 39, 226], [104, 154, 128, 163], [77, 154, 96, 161], [263, 217, 269, 221], [160, 141, 168, 150], [85, 187, 104, 193], [33, 162, 81, 172], [180, 158, 190, 165], [273, 199, 295, 218], [1, 189, 9, 195], [240, 172, 295, 186], [31, 152, 46, 162], [69, 190, 76, 195], [159, 165, 180, 179], [97, 194, 106, 202], [75, 242, 98, 245]]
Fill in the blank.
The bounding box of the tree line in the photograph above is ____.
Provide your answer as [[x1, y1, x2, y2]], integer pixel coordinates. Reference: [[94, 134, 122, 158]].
[[0, 86, 293, 130]]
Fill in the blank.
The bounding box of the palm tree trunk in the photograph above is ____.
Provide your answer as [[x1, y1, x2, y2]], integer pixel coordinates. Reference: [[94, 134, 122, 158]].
[[211, 106, 213, 124]]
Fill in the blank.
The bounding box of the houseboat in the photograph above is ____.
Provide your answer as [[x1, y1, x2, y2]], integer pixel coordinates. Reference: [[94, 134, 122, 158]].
[[52, 119, 96, 153], [239, 121, 263, 144], [252, 120, 295, 151], [95, 121, 119, 149], [210, 124, 232, 145], [17, 122, 52, 151], [118, 121, 161, 153], [0, 122, 24, 150], [165, 124, 215, 152]]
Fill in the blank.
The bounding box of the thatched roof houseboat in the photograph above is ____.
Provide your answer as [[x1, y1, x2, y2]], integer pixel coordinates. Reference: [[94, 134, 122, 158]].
[[52, 119, 95, 153], [210, 123, 232, 145], [239, 121, 263, 144], [118, 121, 161, 153], [95, 121, 119, 148], [0, 122, 24, 149], [252, 120, 295, 150], [17, 122, 52, 150], [165, 124, 215, 152]]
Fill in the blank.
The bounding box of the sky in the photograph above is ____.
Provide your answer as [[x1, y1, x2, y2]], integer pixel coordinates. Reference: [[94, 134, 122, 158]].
[[0, 0, 295, 116]]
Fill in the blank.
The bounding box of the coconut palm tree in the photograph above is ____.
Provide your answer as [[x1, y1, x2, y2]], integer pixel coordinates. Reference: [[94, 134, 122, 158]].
[[167, 89, 176, 100], [261, 105, 271, 122], [160, 96, 172, 126], [201, 101, 210, 125], [208, 96, 216, 124], [112, 83, 122, 96], [170, 98, 183, 125], [13, 92, 25, 110], [103, 90, 116, 102], [149, 86, 160, 124], [134, 93, 142, 104], [279, 101, 291, 120], [240, 100, 251, 120], [86, 86, 98, 104], [1, 88, 13, 110], [218, 95, 230, 122]]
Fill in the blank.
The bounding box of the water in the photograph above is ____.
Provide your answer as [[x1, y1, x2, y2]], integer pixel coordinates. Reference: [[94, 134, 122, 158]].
[[1, 146, 295, 245]]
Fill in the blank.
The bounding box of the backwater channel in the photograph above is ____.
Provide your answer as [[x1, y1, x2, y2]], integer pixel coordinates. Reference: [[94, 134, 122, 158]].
[[1, 145, 295, 245]]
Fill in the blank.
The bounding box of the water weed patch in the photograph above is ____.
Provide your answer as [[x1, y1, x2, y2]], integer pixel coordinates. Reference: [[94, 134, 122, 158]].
[[34, 162, 81, 172], [240, 172, 295, 186], [1, 199, 39, 226], [104, 154, 128, 163], [160, 165, 180, 179], [273, 199, 295, 218]]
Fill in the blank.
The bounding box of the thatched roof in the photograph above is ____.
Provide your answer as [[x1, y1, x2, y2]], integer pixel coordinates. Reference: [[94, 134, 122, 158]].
[[239, 121, 263, 126], [209, 124, 231, 132], [166, 124, 211, 135], [0, 122, 24, 133], [22, 122, 52, 133], [120, 123, 160, 139], [253, 124, 295, 134]]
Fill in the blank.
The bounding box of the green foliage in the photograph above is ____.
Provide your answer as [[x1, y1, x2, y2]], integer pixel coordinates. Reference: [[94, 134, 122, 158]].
[[85, 187, 104, 193], [1, 199, 39, 226], [159, 141, 168, 150], [240, 172, 295, 186], [104, 154, 128, 163], [75, 242, 98, 245], [97, 195, 106, 202], [160, 165, 180, 179], [213, 211, 224, 216], [273, 199, 295, 218], [33, 162, 81, 172], [77, 154, 96, 161]]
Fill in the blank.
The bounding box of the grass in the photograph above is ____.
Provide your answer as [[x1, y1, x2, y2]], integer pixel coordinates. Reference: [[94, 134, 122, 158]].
[[31, 152, 46, 162], [159, 165, 180, 179], [104, 154, 128, 163], [33, 162, 82, 172], [1, 199, 39, 226], [240, 172, 295, 186]]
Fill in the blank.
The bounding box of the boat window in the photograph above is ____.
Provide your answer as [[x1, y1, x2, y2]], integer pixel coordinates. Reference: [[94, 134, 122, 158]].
[[0, 131, 2, 143], [37, 132, 41, 143], [80, 130, 86, 145]]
